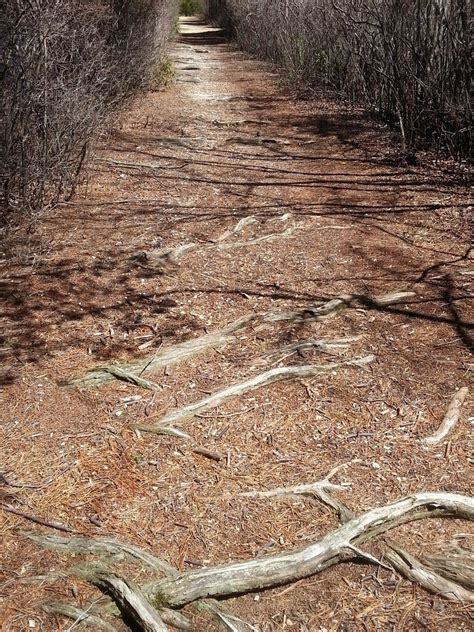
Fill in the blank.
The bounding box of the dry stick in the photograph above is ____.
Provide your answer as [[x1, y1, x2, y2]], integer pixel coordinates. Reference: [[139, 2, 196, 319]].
[[3, 505, 74, 533], [63, 290, 414, 390], [148, 492, 474, 607], [137, 356, 375, 434], [383, 539, 474, 602], [26, 534, 252, 632], [422, 387, 469, 446], [72, 565, 168, 632]]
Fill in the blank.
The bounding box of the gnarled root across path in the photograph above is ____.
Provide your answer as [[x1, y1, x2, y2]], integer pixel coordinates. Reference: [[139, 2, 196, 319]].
[[25, 487, 474, 630]]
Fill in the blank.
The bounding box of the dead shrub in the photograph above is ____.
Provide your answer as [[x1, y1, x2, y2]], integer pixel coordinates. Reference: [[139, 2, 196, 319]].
[[0, 0, 177, 245], [204, 0, 472, 159]]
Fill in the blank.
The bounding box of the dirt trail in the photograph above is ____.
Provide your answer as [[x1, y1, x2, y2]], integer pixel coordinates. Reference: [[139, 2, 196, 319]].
[[1, 17, 473, 631]]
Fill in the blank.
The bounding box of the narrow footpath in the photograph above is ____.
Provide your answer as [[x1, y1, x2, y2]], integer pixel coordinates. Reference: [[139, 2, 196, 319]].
[[1, 17, 472, 631]]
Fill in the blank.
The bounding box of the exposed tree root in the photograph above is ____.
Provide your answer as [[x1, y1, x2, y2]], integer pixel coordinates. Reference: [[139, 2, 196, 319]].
[[63, 314, 254, 389], [146, 216, 295, 267], [383, 539, 474, 602], [42, 602, 116, 631], [27, 491, 474, 630], [237, 461, 358, 522], [137, 356, 374, 434], [261, 337, 361, 363], [72, 564, 168, 632], [149, 493, 474, 607], [261, 290, 416, 324], [98, 366, 162, 391], [62, 290, 414, 390], [421, 544, 474, 590], [25, 533, 254, 632], [422, 387, 469, 445], [235, 467, 474, 602]]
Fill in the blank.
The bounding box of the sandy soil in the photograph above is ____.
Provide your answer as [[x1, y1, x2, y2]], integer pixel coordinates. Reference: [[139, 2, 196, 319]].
[[1, 17, 473, 632]]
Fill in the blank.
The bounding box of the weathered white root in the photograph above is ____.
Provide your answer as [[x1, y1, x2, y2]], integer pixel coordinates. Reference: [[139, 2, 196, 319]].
[[73, 565, 168, 632], [24, 533, 176, 576], [148, 216, 294, 266], [383, 539, 474, 602], [421, 544, 474, 590], [28, 492, 474, 628], [262, 337, 361, 362], [100, 366, 162, 391], [262, 291, 416, 324], [237, 461, 358, 522], [27, 533, 252, 632], [42, 602, 116, 631], [63, 290, 414, 390], [137, 356, 374, 433], [64, 314, 254, 389], [422, 387, 469, 445], [237, 470, 474, 601], [150, 493, 474, 607]]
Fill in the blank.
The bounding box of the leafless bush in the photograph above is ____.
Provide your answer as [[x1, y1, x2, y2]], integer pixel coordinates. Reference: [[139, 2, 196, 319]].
[[0, 0, 177, 238], [205, 0, 471, 158]]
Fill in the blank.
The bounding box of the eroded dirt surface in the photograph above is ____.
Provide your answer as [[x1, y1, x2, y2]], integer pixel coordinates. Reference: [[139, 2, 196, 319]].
[[1, 17, 473, 631]]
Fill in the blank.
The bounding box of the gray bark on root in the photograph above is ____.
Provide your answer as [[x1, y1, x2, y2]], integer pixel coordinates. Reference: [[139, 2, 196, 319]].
[[261, 337, 361, 363], [383, 539, 474, 602], [26, 533, 252, 632], [62, 290, 413, 390], [42, 602, 116, 631], [137, 356, 374, 434], [72, 564, 168, 632], [237, 460, 358, 522], [148, 493, 474, 607], [63, 314, 254, 389], [261, 291, 416, 324], [421, 544, 474, 590], [237, 469, 474, 601], [422, 387, 469, 445]]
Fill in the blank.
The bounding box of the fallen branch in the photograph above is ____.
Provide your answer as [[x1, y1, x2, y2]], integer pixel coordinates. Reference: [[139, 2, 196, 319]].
[[422, 387, 469, 446], [72, 564, 168, 632], [137, 356, 374, 433], [383, 539, 474, 602], [148, 492, 474, 607]]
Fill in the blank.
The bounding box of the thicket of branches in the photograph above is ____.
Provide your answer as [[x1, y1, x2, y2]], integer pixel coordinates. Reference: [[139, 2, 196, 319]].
[[205, 0, 471, 158], [0, 0, 177, 234]]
